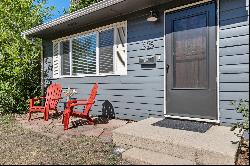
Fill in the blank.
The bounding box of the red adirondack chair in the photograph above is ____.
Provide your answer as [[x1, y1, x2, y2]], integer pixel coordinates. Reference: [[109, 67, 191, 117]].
[[29, 83, 62, 121], [63, 82, 98, 130]]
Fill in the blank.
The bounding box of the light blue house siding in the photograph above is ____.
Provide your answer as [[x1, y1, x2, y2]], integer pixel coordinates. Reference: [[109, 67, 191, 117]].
[[43, 0, 249, 126], [219, 0, 249, 125]]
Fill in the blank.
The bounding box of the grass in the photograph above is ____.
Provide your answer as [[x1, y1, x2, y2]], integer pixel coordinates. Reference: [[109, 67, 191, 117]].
[[0, 114, 128, 165]]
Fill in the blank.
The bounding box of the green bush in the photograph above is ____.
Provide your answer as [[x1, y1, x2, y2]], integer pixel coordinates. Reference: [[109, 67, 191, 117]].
[[0, 0, 54, 114], [231, 99, 249, 133]]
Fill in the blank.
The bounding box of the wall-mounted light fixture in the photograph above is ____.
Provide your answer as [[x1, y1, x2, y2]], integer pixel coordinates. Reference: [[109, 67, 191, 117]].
[[147, 11, 158, 22]]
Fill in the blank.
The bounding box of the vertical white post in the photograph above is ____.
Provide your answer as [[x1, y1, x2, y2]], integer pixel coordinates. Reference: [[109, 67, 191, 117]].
[[125, 23, 128, 75], [70, 39, 73, 76], [113, 27, 117, 74], [216, 0, 220, 123], [96, 32, 100, 75], [58, 42, 61, 78]]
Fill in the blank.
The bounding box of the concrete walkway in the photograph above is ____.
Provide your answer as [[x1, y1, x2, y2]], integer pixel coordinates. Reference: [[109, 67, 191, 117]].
[[113, 117, 242, 165]]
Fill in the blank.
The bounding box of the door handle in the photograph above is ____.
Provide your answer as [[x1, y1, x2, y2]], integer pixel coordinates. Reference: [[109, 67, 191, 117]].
[[166, 64, 170, 73]]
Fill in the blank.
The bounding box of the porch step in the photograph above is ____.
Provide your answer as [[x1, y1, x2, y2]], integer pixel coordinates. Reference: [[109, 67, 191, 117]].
[[113, 118, 241, 165], [122, 147, 195, 165]]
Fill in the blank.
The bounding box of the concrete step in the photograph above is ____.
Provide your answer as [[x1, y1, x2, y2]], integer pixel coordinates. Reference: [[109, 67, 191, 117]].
[[113, 118, 241, 165], [122, 147, 195, 165]]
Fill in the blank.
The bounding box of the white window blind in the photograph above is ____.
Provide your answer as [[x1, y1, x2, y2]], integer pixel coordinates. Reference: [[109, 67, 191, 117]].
[[53, 42, 60, 78], [72, 33, 97, 76], [52, 21, 127, 78], [99, 29, 114, 74], [60, 40, 71, 76]]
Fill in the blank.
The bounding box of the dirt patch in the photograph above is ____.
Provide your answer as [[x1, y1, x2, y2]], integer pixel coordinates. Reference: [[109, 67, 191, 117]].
[[0, 114, 130, 165]]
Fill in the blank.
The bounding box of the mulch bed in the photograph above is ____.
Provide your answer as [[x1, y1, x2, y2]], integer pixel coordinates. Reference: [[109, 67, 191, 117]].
[[236, 138, 249, 165]]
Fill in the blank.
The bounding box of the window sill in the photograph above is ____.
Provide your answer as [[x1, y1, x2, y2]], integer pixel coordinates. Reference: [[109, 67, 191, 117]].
[[57, 74, 126, 78]]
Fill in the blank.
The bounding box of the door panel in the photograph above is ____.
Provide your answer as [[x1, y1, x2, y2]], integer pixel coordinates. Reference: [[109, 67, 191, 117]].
[[173, 13, 208, 89], [165, 2, 217, 120]]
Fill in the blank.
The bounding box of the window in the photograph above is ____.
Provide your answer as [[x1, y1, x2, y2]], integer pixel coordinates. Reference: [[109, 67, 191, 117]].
[[99, 29, 114, 74], [72, 33, 97, 75], [53, 21, 127, 78], [60, 40, 70, 76]]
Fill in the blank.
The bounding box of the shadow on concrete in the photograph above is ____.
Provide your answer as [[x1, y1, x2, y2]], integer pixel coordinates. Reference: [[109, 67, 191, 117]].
[[69, 117, 110, 129]]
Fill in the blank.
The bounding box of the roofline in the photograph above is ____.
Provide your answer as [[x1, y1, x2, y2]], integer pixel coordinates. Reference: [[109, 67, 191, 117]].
[[21, 0, 125, 37]]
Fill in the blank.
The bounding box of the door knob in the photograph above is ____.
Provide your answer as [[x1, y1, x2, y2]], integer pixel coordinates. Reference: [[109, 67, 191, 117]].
[[167, 64, 170, 73]]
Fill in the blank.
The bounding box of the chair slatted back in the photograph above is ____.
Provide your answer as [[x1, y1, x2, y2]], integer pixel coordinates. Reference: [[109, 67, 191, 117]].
[[45, 83, 62, 109], [84, 82, 98, 115]]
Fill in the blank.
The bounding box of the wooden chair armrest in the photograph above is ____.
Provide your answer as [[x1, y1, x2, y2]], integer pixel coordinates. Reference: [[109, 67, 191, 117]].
[[32, 96, 46, 101], [65, 99, 88, 109], [29, 99, 34, 107], [66, 99, 87, 104], [66, 99, 78, 104], [87, 101, 95, 104], [29, 96, 46, 107], [75, 99, 87, 101], [65, 100, 77, 109], [49, 97, 63, 101], [70, 102, 87, 107], [70, 101, 95, 107]]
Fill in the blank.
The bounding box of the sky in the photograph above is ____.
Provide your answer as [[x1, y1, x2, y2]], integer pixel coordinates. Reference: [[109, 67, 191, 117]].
[[43, 0, 70, 23]]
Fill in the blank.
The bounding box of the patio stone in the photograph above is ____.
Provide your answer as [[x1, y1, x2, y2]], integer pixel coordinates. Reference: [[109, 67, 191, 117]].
[[82, 128, 104, 137], [15, 114, 128, 143], [95, 119, 128, 129]]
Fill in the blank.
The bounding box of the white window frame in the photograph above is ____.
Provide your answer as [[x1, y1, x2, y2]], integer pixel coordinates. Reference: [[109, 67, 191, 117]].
[[114, 23, 128, 75], [52, 21, 127, 78]]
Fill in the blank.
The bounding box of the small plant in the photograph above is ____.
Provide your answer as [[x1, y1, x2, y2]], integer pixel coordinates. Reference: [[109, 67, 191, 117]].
[[230, 99, 249, 133], [231, 99, 249, 165], [63, 88, 77, 100]]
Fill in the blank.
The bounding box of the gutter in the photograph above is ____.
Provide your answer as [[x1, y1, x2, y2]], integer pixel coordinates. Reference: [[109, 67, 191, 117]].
[[21, 0, 125, 37]]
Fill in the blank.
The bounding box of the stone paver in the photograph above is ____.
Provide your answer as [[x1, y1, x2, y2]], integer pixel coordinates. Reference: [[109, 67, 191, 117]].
[[96, 119, 128, 129], [15, 113, 128, 142], [83, 128, 104, 137]]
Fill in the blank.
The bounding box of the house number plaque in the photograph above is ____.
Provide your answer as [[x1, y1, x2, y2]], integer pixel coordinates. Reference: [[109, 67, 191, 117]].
[[142, 41, 155, 50]]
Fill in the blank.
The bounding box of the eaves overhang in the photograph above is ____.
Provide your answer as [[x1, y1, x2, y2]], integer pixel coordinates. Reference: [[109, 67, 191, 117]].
[[22, 0, 172, 39]]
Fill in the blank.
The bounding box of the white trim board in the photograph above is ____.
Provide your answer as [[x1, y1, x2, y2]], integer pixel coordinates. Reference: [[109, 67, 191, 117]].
[[216, 0, 220, 123], [164, 115, 220, 124], [165, 0, 212, 13], [52, 21, 127, 43], [163, 0, 220, 123]]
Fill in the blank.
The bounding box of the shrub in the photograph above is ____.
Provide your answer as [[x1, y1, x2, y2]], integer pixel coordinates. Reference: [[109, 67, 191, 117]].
[[231, 99, 249, 133], [0, 0, 53, 114]]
